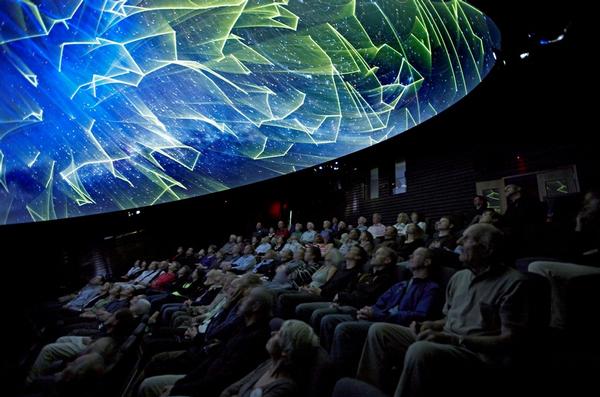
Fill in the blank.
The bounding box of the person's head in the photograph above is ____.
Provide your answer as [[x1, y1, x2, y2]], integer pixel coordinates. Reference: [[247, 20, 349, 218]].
[[293, 247, 306, 261], [269, 227, 275, 234], [583, 191, 600, 207], [243, 245, 254, 256], [236, 235, 244, 244], [409, 247, 434, 279], [99, 282, 111, 294], [158, 261, 169, 271], [191, 268, 201, 281], [176, 246, 184, 254], [288, 234, 298, 243], [357, 216, 367, 226], [304, 246, 321, 263], [371, 246, 398, 270], [295, 222, 303, 232], [104, 308, 136, 338], [397, 212, 410, 225], [346, 245, 368, 267], [237, 286, 274, 320], [119, 286, 135, 300], [338, 220, 347, 230], [256, 222, 263, 230], [266, 319, 319, 366], [280, 249, 294, 262], [359, 230, 374, 242], [108, 284, 122, 297], [473, 195, 488, 209], [410, 211, 421, 223], [229, 273, 263, 300], [278, 220, 286, 230], [204, 269, 222, 286], [405, 223, 424, 239], [437, 216, 454, 232], [340, 233, 349, 244], [185, 247, 194, 256], [314, 234, 325, 244], [458, 224, 505, 269], [208, 245, 217, 254], [323, 220, 332, 230], [306, 222, 315, 231], [231, 244, 242, 255], [229, 234, 237, 243], [504, 184, 521, 201], [251, 236, 259, 245], [332, 217, 339, 224], [177, 265, 191, 278], [324, 248, 344, 268], [130, 298, 151, 317], [263, 249, 276, 260], [372, 213, 382, 225], [168, 262, 179, 272], [348, 228, 359, 241], [260, 236, 270, 245], [139, 260, 148, 270], [384, 226, 398, 239], [479, 209, 501, 225]]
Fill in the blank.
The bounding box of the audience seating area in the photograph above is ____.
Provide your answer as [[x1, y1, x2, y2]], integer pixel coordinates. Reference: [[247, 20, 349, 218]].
[[18, 188, 600, 397]]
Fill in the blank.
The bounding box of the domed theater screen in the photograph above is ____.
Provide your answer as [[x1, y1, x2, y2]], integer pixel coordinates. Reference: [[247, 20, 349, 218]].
[[0, 0, 499, 224]]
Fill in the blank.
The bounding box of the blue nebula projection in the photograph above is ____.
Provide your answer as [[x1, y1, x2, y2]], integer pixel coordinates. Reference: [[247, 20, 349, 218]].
[[0, 0, 500, 224]]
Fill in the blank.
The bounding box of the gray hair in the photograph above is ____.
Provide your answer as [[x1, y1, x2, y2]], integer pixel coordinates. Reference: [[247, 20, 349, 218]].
[[130, 298, 151, 317], [279, 319, 319, 358], [325, 248, 344, 267], [469, 223, 504, 260]]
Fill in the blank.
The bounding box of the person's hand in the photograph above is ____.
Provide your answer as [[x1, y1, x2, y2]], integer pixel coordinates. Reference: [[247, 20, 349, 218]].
[[417, 330, 458, 345], [356, 306, 373, 320], [159, 385, 173, 397], [420, 320, 442, 333], [333, 293, 339, 303]]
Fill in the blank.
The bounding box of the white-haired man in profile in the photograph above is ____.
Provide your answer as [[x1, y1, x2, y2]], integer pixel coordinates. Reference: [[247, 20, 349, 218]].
[[357, 223, 533, 396]]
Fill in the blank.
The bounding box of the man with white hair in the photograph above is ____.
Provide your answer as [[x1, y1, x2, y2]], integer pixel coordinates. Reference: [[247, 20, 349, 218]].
[[357, 224, 532, 396], [301, 222, 317, 244]]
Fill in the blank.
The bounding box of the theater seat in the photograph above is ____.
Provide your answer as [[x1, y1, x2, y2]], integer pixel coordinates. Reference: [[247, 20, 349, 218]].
[[332, 377, 389, 397]]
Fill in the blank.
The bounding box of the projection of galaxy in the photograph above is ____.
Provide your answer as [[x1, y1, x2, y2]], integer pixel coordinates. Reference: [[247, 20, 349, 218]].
[[0, 0, 499, 224]]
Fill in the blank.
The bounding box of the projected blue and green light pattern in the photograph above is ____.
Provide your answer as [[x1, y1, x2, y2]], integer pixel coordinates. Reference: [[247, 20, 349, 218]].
[[0, 0, 499, 224]]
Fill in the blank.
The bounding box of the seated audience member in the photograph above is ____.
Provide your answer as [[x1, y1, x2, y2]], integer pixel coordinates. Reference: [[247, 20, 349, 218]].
[[427, 216, 457, 251], [334, 221, 348, 240], [137, 287, 274, 397], [503, 184, 545, 257], [253, 222, 268, 239], [255, 237, 273, 255], [220, 319, 320, 397], [529, 190, 600, 330], [253, 249, 280, 277], [295, 246, 397, 331], [367, 213, 386, 240], [300, 222, 317, 244], [359, 230, 375, 257], [148, 262, 180, 291], [313, 234, 333, 257], [282, 235, 303, 254], [339, 229, 359, 255], [224, 245, 257, 274], [357, 224, 532, 396], [275, 220, 290, 240], [278, 247, 359, 318], [394, 213, 411, 236], [199, 245, 219, 270], [322, 248, 441, 374], [291, 223, 304, 240], [28, 309, 137, 383], [356, 216, 368, 233], [59, 275, 106, 313], [467, 195, 489, 225], [378, 226, 401, 252], [272, 236, 286, 252], [79, 283, 120, 319], [321, 220, 334, 243], [220, 235, 238, 257], [122, 260, 147, 281], [397, 224, 426, 261], [409, 211, 428, 234], [270, 246, 323, 293], [132, 261, 163, 288], [479, 208, 502, 227]]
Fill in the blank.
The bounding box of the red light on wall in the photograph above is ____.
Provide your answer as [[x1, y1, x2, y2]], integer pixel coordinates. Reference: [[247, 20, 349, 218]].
[[516, 154, 527, 173], [269, 201, 282, 218]]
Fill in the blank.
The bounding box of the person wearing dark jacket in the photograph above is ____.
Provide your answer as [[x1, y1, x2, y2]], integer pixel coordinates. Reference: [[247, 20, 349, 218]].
[[296, 246, 398, 331], [138, 287, 274, 397]]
